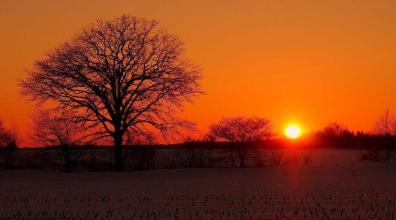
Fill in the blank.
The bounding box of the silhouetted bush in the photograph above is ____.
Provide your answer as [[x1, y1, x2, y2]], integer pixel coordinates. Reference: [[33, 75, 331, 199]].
[[0, 122, 17, 170]]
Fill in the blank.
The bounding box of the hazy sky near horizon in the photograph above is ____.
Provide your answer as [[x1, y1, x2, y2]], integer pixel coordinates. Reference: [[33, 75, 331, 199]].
[[1, 0, 396, 145]]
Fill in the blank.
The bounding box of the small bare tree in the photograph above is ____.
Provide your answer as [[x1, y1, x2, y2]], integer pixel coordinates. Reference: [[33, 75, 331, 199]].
[[208, 117, 271, 167], [21, 15, 202, 170], [374, 110, 396, 136], [372, 110, 396, 161], [31, 109, 83, 171]]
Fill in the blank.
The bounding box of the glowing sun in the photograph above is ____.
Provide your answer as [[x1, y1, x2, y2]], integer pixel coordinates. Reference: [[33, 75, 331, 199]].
[[284, 124, 302, 139]]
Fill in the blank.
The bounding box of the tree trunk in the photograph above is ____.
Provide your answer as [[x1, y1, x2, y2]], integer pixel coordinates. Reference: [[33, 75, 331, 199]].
[[62, 146, 71, 172], [114, 133, 123, 171]]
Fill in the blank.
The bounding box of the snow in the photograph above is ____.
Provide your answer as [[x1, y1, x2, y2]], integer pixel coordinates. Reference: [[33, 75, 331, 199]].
[[0, 149, 395, 219]]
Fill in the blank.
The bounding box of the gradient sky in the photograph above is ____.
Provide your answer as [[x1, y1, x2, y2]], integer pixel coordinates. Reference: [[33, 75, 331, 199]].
[[1, 0, 396, 146]]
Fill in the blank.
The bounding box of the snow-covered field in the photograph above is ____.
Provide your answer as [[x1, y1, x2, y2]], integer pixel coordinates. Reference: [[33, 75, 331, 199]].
[[0, 149, 395, 219]]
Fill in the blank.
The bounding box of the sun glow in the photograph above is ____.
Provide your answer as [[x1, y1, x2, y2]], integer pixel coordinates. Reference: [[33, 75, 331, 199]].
[[284, 124, 302, 139]]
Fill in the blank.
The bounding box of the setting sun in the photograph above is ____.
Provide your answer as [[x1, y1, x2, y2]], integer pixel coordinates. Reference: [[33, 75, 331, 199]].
[[284, 125, 302, 139]]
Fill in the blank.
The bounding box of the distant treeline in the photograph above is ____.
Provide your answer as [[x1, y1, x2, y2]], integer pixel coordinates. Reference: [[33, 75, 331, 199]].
[[8, 134, 396, 151], [311, 132, 396, 150]]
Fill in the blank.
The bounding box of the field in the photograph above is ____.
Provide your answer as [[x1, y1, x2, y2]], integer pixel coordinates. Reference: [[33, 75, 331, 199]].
[[0, 149, 395, 219]]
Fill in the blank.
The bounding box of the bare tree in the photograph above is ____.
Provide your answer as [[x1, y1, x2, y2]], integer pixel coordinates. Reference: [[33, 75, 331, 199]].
[[208, 117, 271, 167], [373, 110, 396, 161], [31, 109, 83, 171], [20, 15, 202, 170], [374, 110, 396, 136]]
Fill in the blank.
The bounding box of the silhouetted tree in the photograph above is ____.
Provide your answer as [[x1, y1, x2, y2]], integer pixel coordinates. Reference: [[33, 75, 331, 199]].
[[372, 110, 396, 161], [0, 121, 17, 169], [208, 117, 271, 167], [31, 109, 83, 171], [21, 15, 202, 170], [374, 110, 396, 136]]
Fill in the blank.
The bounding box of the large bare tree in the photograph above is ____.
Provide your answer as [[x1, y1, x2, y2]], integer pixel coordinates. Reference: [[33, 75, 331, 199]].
[[21, 15, 202, 170]]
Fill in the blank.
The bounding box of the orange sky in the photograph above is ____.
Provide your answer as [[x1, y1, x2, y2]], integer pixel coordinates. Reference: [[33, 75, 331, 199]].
[[1, 0, 396, 146]]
